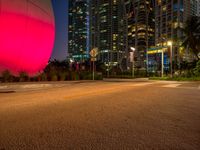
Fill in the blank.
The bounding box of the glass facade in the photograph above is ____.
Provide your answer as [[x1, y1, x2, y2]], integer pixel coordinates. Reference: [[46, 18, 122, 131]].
[[90, 0, 155, 70], [155, 0, 195, 64], [89, 0, 126, 65], [68, 0, 89, 61], [124, 0, 155, 69]]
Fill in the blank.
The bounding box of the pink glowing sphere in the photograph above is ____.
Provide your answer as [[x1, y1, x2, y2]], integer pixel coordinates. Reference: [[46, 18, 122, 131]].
[[0, 0, 55, 76]]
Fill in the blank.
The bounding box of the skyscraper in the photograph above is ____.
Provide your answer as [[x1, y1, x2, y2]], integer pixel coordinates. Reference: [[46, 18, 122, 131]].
[[155, 0, 198, 63], [156, 0, 200, 44], [124, 0, 155, 68], [89, 0, 126, 66], [68, 0, 89, 61], [190, 0, 199, 16], [90, 0, 155, 70], [197, 0, 200, 16], [155, 0, 186, 46]]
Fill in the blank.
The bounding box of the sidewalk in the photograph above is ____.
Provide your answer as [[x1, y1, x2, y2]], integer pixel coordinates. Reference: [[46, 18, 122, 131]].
[[0, 81, 94, 93], [103, 78, 149, 82]]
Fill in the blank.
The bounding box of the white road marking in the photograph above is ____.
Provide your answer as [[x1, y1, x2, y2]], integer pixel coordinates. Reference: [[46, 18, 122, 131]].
[[22, 84, 52, 89], [128, 83, 154, 86], [0, 86, 8, 89], [162, 84, 181, 88]]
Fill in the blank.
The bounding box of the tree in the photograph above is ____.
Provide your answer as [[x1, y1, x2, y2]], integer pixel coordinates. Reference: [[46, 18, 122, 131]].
[[19, 71, 29, 82], [1, 70, 13, 82], [44, 59, 70, 81], [194, 60, 200, 76], [182, 16, 200, 60]]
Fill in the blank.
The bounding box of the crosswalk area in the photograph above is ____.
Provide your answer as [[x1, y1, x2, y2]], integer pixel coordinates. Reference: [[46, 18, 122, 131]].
[[156, 81, 200, 90], [125, 81, 200, 90], [161, 83, 200, 90], [0, 80, 200, 93], [162, 84, 182, 88]]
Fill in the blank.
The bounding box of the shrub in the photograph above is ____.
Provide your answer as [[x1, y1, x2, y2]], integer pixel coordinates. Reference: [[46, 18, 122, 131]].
[[51, 74, 58, 81], [70, 72, 79, 80], [48, 68, 58, 81], [135, 69, 147, 77], [1, 70, 13, 82], [58, 72, 67, 81], [95, 72, 103, 80], [40, 73, 47, 81], [194, 60, 200, 76], [79, 71, 103, 80], [19, 72, 29, 82]]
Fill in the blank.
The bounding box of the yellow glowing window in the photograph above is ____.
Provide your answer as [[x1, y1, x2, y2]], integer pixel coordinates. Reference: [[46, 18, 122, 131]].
[[138, 33, 145, 36], [140, 5, 145, 9], [157, 0, 161, 5], [173, 22, 178, 28], [162, 6, 166, 12]]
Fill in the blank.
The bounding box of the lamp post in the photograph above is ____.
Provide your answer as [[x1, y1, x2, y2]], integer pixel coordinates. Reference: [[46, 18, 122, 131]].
[[80, 49, 84, 71], [90, 48, 98, 80], [130, 47, 136, 78], [167, 41, 173, 78], [161, 50, 164, 78], [69, 58, 74, 71]]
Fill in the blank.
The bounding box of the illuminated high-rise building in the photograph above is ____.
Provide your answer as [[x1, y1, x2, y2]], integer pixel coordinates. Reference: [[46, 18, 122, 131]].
[[190, 0, 199, 16], [89, 0, 126, 66], [196, 0, 200, 16], [124, 0, 155, 68], [90, 0, 155, 69], [68, 0, 89, 61], [155, 0, 187, 46], [155, 0, 199, 63]]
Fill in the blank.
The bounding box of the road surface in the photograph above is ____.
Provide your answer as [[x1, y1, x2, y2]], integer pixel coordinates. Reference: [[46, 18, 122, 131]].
[[0, 80, 200, 149]]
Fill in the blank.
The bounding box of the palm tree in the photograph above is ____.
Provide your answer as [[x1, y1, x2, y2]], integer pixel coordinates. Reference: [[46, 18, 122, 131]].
[[182, 16, 200, 60]]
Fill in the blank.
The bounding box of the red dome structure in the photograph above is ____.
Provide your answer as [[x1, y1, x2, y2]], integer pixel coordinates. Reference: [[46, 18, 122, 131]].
[[0, 0, 55, 76]]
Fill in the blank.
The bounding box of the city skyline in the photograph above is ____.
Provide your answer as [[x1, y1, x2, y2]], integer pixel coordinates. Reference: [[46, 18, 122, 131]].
[[51, 0, 200, 61], [1, 1, 200, 149], [67, 0, 200, 73]]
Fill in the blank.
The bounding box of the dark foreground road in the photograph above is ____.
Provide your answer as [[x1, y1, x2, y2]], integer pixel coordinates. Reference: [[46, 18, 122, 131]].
[[0, 80, 200, 150]]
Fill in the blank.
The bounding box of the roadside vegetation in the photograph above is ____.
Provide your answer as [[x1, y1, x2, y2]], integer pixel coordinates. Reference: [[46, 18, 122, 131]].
[[150, 16, 200, 81], [0, 59, 103, 83], [0, 16, 200, 82], [150, 60, 200, 81]]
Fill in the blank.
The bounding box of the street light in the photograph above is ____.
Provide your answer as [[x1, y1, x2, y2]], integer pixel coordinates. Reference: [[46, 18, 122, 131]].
[[130, 47, 136, 78], [69, 58, 74, 71], [167, 41, 173, 78], [130, 47, 136, 52], [161, 49, 164, 78]]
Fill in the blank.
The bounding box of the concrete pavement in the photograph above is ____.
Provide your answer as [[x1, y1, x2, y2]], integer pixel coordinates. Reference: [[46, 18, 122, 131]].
[[0, 80, 200, 149]]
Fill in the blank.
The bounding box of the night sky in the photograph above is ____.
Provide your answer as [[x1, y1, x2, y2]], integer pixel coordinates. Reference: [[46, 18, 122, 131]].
[[51, 0, 68, 61]]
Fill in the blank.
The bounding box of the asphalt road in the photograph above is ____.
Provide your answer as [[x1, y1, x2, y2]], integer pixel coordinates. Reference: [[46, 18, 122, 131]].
[[0, 80, 200, 150]]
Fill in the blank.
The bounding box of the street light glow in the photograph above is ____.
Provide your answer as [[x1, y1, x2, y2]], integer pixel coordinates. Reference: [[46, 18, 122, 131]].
[[69, 59, 74, 63], [130, 47, 136, 51], [167, 40, 173, 78], [129, 47, 135, 78], [167, 41, 173, 46]]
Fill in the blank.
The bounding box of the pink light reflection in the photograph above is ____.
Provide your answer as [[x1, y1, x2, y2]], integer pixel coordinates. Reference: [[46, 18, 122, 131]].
[[0, 1, 55, 76]]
